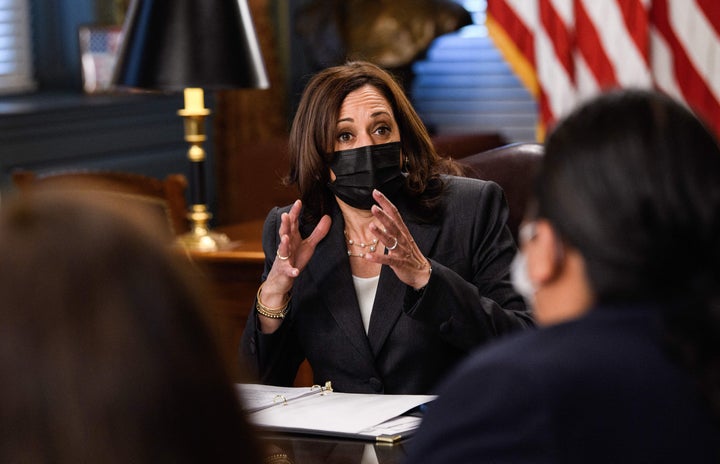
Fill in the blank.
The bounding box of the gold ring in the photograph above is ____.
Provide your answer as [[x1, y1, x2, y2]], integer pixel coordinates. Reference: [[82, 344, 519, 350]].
[[387, 236, 398, 251], [276, 249, 290, 260]]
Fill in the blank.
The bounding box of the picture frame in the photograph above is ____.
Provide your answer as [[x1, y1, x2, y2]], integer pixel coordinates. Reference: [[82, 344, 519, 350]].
[[78, 24, 124, 94]]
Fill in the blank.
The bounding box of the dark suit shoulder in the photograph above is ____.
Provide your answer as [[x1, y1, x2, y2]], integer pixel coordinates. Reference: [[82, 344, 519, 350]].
[[447, 306, 661, 386], [435, 175, 508, 233], [441, 174, 502, 198], [262, 204, 294, 233], [409, 306, 720, 463], [440, 175, 505, 211], [264, 204, 293, 221]]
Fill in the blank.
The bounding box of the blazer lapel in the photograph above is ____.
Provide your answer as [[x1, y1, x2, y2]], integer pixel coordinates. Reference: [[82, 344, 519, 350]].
[[367, 207, 441, 356], [304, 208, 373, 361]]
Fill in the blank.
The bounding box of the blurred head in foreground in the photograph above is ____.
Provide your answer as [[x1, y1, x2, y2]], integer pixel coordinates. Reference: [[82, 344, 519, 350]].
[[0, 187, 260, 463], [523, 89, 720, 413]]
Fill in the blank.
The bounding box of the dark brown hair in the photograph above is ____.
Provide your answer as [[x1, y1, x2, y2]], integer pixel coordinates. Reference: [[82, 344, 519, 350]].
[[0, 189, 261, 463], [287, 60, 460, 223]]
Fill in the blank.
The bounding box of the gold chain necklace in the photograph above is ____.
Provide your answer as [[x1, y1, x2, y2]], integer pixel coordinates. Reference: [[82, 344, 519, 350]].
[[344, 230, 378, 258]]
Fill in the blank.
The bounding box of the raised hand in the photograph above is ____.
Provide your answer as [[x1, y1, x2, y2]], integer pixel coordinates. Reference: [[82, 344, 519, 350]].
[[257, 200, 331, 332], [365, 190, 431, 290]]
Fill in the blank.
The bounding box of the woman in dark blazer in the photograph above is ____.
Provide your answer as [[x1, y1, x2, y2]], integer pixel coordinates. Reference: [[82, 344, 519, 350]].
[[405, 90, 720, 462], [240, 61, 531, 394]]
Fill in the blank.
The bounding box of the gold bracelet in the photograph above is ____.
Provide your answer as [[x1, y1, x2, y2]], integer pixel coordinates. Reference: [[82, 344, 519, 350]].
[[256, 282, 290, 319]]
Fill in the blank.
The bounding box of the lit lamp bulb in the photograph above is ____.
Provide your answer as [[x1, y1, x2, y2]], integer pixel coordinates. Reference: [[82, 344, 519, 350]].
[[184, 88, 205, 112]]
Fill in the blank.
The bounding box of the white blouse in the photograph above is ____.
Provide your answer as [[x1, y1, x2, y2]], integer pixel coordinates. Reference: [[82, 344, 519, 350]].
[[351, 274, 380, 334]]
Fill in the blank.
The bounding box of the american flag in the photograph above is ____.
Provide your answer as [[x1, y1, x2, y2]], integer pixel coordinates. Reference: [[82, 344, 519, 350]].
[[487, 0, 720, 139]]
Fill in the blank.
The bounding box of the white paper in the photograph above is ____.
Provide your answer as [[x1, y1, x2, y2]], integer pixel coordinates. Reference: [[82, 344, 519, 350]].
[[236, 383, 436, 440]]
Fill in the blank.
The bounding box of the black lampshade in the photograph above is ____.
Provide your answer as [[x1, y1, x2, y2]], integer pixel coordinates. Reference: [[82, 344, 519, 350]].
[[112, 0, 269, 91]]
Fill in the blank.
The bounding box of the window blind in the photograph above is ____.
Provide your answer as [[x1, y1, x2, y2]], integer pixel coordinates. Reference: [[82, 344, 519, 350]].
[[411, 0, 537, 142], [0, 0, 34, 94]]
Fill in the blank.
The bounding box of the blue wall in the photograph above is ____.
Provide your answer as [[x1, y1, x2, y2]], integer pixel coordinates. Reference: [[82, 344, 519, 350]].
[[0, 1, 218, 218]]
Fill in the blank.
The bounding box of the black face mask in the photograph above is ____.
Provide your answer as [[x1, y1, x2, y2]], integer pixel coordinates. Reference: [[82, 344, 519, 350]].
[[327, 141, 405, 210]]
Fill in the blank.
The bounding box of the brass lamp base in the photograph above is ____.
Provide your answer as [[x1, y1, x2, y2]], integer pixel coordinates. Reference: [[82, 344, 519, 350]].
[[177, 229, 231, 252], [176, 204, 231, 252]]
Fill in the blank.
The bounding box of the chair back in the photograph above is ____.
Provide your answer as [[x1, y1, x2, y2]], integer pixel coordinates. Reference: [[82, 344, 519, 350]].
[[11, 170, 189, 236], [457, 143, 544, 243]]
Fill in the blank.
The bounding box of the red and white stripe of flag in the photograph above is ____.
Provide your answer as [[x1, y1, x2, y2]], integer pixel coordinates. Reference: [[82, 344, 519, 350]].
[[487, 0, 720, 139]]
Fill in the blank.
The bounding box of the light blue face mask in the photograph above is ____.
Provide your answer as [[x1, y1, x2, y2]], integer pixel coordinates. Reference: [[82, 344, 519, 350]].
[[511, 221, 539, 305], [510, 251, 535, 305]]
